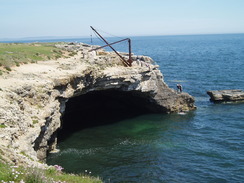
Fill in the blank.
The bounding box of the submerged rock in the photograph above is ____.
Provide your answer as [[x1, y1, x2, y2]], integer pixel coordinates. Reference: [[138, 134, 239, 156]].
[[207, 90, 244, 102], [0, 42, 195, 167]]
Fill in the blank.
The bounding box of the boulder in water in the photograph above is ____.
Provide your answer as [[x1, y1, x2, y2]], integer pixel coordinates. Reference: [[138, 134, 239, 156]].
[[207, 90, 244, 102]]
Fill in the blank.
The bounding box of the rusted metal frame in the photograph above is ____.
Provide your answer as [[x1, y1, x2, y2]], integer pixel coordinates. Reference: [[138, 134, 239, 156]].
[[90, 38, 133, 66], [89, 38, 130, 52], [90, 26, 131, 67]]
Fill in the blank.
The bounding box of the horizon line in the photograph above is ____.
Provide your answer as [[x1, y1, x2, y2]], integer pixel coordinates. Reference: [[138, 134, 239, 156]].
[[1, 32, 244, 42]]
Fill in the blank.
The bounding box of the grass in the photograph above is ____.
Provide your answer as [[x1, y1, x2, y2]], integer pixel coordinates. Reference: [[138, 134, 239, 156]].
[[0, 42, 69, 71], [0, 160, 102, 183]]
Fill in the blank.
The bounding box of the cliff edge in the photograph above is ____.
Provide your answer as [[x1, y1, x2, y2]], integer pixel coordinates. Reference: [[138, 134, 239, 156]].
[[0, 43, 195, 167]]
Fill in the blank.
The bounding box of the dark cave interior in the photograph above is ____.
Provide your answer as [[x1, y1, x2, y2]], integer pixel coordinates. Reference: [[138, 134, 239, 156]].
[[57, 89, 154, 141]]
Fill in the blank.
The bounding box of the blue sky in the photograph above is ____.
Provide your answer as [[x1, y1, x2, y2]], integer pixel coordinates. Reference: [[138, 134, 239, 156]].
[[1, 0, 244, 39]]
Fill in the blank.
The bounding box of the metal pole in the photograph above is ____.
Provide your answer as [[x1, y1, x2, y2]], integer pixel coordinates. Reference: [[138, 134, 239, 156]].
[[128, 39, 132, 66]]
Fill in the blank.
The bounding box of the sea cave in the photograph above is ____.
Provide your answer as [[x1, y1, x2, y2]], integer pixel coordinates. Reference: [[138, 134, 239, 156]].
[[57, 89, 155, 141]]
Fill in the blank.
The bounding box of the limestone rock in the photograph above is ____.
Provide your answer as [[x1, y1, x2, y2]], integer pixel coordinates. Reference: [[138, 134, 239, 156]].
[[207, 90, 244, 102], [0, 42, 195, 167]]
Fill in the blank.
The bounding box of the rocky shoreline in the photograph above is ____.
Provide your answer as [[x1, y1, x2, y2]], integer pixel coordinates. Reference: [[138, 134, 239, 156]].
[[0, 43, 195, 167]]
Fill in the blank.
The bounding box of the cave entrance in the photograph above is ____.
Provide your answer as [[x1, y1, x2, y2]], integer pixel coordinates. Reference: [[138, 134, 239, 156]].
[[58, 89, 154, 141]]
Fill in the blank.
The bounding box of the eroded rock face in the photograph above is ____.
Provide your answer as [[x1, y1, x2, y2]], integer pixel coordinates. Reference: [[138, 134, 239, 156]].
[[207, 90, 244, 102], [0, 43, 195, 166]]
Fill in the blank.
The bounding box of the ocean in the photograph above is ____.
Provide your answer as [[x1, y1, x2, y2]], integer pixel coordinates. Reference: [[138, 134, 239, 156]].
[[28, 34, 243, 183]]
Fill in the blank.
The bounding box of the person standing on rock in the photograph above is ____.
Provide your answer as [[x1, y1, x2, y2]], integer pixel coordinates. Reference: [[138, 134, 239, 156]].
[[177, 84, 183, 93]]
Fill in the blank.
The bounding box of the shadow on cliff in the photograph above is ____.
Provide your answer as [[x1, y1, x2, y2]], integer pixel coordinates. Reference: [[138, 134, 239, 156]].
[[58, 90, 154, 142]]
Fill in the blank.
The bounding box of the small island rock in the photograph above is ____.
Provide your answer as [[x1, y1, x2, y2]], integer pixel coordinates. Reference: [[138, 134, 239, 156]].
[[207, 90, 244, 102]]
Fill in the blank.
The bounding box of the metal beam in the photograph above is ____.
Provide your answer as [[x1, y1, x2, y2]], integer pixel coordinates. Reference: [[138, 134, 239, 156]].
[[89, 38, 130, 52], [90, 26, 132, 66]]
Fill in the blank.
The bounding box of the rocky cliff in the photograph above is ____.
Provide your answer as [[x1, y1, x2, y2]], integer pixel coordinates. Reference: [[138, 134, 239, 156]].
[[0, 43, 195, 167]]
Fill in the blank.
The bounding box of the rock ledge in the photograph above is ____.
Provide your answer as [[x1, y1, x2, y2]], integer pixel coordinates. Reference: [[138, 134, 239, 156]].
[[207, 89, 244, 102]]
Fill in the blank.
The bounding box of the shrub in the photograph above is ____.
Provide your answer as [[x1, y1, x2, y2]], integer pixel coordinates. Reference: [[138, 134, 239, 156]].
[[4, 66, 11, 71], [0, 124, 6, 128], [32, 120, 39, 124], [15, 62, 20, 67], [55, 55, 61, 59], [68, 52, 76, 57]]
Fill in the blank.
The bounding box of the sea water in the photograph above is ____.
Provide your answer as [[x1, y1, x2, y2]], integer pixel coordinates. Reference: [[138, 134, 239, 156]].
[[46, 34, 244, 183]]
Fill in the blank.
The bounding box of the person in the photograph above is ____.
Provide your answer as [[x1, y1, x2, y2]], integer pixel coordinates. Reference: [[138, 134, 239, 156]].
[[177, 84, 183, 93]]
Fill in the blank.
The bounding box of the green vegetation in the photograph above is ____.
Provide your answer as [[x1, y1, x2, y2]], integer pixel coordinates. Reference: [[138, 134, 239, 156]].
[[15, 61, 20, 67], [20, 151, 34, 162], [0, 124, 6, 128], [0, 160, 102, 183], [4, 66, 11, 71], [32, 119, 39, 125], [68, 51, 77, 57], [31, 116, 39, 125], [0, 42, 68, 72]]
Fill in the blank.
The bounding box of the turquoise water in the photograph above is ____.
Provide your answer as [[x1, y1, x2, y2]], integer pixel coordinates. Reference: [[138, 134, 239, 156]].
[[46, 34, 244, 182]]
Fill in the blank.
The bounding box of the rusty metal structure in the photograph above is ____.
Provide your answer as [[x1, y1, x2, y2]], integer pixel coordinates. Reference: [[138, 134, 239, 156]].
[[89, 26, 133, 67]]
